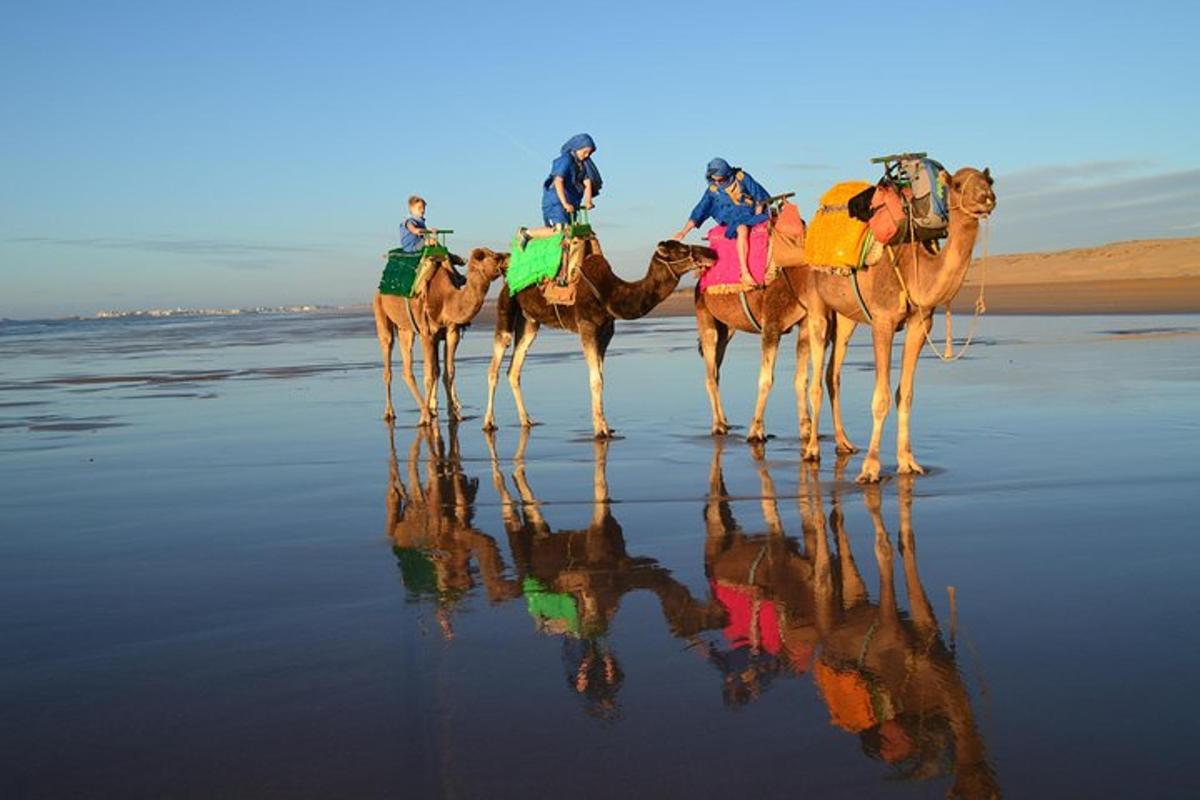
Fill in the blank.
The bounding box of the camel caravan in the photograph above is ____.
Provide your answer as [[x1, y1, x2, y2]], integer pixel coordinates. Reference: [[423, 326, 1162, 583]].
[[383, 423, 999, 794], [373, 137, 996, 482]]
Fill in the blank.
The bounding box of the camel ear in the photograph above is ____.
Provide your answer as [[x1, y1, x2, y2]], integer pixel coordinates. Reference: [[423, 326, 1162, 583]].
[[983, 167, 994, 185], [470, 248, 487, 262]]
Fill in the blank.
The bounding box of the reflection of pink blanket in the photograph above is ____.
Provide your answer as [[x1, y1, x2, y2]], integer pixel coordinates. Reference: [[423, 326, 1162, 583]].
[[713, 582, 782, 655], [700, 222, 770, 291]]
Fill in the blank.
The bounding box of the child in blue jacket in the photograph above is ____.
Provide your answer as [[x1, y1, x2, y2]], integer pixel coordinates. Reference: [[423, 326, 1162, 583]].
[[518, 133, 602, 248], [673, 158, 770, 284], [400, 195, 437, 252]]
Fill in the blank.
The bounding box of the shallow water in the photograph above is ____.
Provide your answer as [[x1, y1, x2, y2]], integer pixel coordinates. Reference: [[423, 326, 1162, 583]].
[[2, 311, 1199, 798]]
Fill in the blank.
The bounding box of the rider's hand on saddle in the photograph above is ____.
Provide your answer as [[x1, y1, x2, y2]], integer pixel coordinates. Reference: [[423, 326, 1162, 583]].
[[672, 229, 687, 241], [562, 202, 575, 214]]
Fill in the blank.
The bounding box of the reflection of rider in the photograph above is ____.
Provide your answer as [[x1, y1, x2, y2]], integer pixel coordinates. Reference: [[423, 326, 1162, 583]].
[[698, 440, 999, 798], [385, 422, 519, 639], [488, 429, 720, 719]]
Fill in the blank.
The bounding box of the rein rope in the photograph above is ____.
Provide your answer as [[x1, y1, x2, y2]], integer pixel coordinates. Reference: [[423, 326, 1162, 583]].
[[894, 178, 990, 363]]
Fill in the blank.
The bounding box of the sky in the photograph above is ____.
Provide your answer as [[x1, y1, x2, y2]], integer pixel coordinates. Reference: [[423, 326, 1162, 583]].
[[1, 0, 1197, 318]]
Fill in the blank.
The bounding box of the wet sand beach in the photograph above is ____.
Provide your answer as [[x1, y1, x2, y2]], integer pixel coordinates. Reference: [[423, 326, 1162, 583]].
[[2, 310, 1199, 798]]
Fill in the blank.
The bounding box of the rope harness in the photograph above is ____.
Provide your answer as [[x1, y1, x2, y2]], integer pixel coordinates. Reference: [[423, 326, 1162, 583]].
[[738, 291, 763, 332], [403, 296, 423, 337]]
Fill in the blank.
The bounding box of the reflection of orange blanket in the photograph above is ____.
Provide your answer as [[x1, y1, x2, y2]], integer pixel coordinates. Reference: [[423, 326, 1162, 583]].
[[700, 223, 770, 293], [806, 181, 873, 269], [813, 660, 876, 732]]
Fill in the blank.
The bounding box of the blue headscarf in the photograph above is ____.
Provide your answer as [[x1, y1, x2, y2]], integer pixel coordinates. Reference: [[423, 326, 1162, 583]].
[[562, 133, 603, 197], [706, 158, 736, 181]]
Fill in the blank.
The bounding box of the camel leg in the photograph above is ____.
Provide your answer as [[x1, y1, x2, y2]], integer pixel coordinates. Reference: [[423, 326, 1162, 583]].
[[896, 313, 932, 475], [827, 314, 859, 454], [580, 322, 613, 439], [508, 318, 541, 428], [696, 299, 732, 435], [396, 328, 424, 416], [830, 489, 868, 609], [735, 224, 752, 282], [895, 475, 937, 634], [482, 326, 513, 432], [751, 445, 784, 537], [374, 301, 396, 421], [803, 310, 830, 462], [857, 324, 895, 484], [747, 328, 780, 443], [443, 325, 464, 421], [419, 332, 439, 426], [794, 328, 811, 442]]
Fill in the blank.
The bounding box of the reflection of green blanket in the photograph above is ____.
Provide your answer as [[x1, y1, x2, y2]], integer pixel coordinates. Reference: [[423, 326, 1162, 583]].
[[506, 233, 564, 295], [523, 576, 580, 634], [379, 246, 451, 297], [394, 546, 437, 597]]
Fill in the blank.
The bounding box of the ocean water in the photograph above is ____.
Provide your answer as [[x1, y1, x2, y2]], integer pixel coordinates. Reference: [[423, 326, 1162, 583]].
[[1, 309, 1198, 798]]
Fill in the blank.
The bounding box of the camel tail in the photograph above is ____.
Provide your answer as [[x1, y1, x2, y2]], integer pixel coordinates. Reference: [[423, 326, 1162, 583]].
[[495, 288, 524, 346], [372, 292, 395, 339]]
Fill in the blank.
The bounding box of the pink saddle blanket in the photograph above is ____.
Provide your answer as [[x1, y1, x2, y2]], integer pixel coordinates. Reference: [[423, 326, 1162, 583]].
[[699, 222, 770, 292]]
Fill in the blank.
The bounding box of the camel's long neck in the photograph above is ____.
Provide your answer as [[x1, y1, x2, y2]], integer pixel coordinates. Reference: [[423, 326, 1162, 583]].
[[444, 267, 495, 324], [606, 258, 683, 320], [905, 211, 980, 308]]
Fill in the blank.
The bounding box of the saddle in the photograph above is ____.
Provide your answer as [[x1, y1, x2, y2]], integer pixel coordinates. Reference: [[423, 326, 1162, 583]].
[[541, 233, 600, 306], [507, 217, 601, 306], [379, 245, 463, 298], [699, 200, 808, 294]]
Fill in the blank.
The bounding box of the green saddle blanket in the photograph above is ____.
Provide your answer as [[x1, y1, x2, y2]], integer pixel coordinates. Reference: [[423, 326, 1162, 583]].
[[379, 246, 450, 297], [505, 233, 565, 295]]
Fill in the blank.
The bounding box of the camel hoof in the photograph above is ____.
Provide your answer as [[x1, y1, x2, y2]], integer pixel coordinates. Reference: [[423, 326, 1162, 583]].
[[856, 463, 883, 484], [711, 423, 730, 436], [594, 429, 616, 440], [802, 446, 821, 463], [383, 410, 396, 422], [481, 419, 497, 432], [520, 418, 539, 428], [897, 461, 926, 476], [836, 442, 860, 455], [800, 422, 813, 441]]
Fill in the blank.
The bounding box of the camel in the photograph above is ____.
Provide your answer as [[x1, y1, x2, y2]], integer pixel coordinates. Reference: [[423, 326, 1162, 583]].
[[699, 442, 999, 796], [695, 270, 860, 448], [385, 421, 519, 639], [482, 239, 716, 438], [374, 247, 509, 424], [486, 428, 721, 718], [804, 167, 996, 482]]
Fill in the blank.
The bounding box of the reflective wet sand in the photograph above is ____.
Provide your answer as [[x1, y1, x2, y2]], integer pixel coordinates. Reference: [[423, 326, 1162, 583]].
[[2, 312, 1198, 798]]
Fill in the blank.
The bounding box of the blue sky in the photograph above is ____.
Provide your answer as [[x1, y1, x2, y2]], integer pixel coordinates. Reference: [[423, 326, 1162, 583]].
[[2, 0, 1197, 318]]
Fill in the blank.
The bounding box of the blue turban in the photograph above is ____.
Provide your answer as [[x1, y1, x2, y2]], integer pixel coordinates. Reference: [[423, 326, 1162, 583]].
[[706, 158, 735, 180], [562, 133, 602, 197]]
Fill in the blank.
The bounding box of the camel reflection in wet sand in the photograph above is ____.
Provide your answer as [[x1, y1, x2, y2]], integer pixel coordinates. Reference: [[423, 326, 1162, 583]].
[[385, 422, 519, 639], [487, 429, 719, 720], [702, 441, 999, 798], [384, 426, 997, 796]]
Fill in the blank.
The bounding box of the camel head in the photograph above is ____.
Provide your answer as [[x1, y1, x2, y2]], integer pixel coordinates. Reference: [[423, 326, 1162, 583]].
[[654, 239, 718, 274], [947, 166, 996, 219], [467, 247, 510, 282]]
